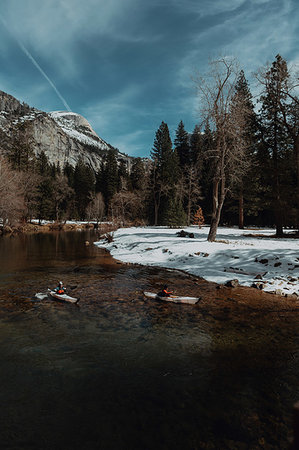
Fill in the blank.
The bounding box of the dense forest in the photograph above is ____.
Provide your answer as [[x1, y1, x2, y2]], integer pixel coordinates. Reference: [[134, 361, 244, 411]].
[[0, 55, 298, 240]]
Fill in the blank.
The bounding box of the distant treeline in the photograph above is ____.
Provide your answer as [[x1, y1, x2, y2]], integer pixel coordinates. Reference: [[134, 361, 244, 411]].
[[0, 54, 298, 240]]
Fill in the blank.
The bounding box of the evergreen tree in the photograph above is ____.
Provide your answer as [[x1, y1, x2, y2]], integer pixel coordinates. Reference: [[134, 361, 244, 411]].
[[228, 70, 258, 228], [103, 151, 118, 208], [130, 158, 146, 191], [174, 120, 190, 168], [64, 162, 75, 188], [118, 160, 130, 191], [9, 123, 36, 172], [258, 55, 292, 236], [74, 159, 95, 219], [52, 174, 74, 221], [189, 124, 202, 168], [257, 56, 299, 229], [36, 151, 51, 177], [95, 162, 105, 194], [150, 121, 181, 225], [163, 196, 186, 227], [36, 177, 54, 223]]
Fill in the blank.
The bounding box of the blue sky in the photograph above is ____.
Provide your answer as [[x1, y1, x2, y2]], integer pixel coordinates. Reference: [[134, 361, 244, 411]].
[[0, 0, 298, 157]]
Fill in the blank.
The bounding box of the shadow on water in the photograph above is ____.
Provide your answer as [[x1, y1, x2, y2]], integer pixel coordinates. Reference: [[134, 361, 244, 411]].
[[0, 230, 298, 449]]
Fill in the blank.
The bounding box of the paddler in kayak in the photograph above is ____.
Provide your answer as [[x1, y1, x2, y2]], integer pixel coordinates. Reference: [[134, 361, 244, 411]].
[[54, 281, 66, 295], [157, 285, 173, 297]]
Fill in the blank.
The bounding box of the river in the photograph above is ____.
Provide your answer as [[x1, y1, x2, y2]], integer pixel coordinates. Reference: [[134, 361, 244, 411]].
[[0, 230, 298, 449]]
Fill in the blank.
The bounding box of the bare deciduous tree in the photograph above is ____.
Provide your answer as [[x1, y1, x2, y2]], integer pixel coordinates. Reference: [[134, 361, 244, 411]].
[[0, 156, 24, 228], [52, 174, 75, 222], [110, 191, 144, 225], [86, 192, 105, 224], [18, 172, 40, 222], [194, 57, 250, 241]]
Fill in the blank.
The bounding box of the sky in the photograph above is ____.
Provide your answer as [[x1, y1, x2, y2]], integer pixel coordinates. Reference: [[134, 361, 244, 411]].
[[0, 0, 298, 157]]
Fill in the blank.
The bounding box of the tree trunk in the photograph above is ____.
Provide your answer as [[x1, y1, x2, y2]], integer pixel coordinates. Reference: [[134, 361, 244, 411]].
[[208, 179, 219, 242], [187, 190, 191, 226], [154, 198, 158, 226], [274, 166, 283, 237], [208, 175, 226, 242], [273, 121, 284, 237], [238, 186, 244, 229], [295, 136, 299, 230]]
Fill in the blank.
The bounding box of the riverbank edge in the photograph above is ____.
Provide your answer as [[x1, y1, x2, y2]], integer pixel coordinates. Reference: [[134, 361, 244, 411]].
[[96, 242, 299, 309], [95, 226, 299, 306], [0, 221, 118, 235]]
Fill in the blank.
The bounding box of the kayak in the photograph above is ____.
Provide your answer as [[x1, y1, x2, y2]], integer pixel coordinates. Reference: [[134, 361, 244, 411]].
[[48, 290, 79, 304], [143, 291, 200, 305]]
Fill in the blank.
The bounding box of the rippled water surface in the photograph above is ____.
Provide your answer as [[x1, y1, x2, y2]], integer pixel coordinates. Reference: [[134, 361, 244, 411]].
[[0, 230, 298, 449]]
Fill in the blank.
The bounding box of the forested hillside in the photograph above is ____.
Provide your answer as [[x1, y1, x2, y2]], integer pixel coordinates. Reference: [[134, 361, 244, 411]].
[[0, 55, 298, 238]]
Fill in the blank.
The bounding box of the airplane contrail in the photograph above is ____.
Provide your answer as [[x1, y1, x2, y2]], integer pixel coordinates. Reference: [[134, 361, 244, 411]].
[[0, 14, 71, 111]]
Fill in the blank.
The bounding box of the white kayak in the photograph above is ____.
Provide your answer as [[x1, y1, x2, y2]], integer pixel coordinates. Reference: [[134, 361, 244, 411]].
[[143, 291, 200, 305], [48, 290, 79, 304]]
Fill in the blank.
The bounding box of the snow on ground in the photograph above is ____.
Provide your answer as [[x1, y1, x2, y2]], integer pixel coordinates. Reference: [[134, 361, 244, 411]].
[[95, 226, 299, 297]]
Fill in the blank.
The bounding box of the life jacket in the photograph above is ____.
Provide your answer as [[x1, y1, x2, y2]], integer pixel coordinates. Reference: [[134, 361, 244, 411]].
[[162, 288, 172, 296], [58, 289, 64, 294]]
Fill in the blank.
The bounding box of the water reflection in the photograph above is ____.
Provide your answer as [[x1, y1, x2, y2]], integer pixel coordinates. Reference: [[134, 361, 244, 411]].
[[0, 231, 298, 449]]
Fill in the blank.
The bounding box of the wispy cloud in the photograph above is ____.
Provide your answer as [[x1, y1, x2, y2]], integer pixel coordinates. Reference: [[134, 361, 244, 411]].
[[0, 12, 71, 111], [0, 0, 297, 157], [166, 0, 245, 15], [175, 0, 299, 89], [112, 130, 151, 156]]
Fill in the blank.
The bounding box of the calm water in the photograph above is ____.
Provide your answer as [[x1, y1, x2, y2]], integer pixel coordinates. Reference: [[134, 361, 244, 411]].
[[0, 231, 298, 449]]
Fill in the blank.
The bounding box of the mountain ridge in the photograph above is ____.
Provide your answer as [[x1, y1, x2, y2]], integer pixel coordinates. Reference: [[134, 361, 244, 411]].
[[0, 90, 133, 171]]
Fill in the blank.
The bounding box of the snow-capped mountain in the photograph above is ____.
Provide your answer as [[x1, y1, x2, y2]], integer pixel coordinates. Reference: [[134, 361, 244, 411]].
[[0, 90, 133, 171], [49, 111, 111, 150]]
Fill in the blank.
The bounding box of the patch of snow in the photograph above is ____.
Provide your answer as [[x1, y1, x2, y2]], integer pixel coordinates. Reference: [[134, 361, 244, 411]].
[[94, 226, 299, 297]]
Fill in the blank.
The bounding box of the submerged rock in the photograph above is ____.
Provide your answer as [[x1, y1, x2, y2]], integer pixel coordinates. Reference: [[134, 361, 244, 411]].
[[225, 279, 239, 288], [252, 282, 264, 290]]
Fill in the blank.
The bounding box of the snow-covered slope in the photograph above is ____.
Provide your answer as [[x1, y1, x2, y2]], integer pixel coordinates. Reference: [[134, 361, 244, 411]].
[[95, 226, 299, 297], [49, 111, 110, 151]]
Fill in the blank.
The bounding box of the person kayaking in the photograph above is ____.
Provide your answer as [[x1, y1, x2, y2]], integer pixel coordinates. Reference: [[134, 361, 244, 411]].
[[157, 285, 173, 297], [54, 281, 66, 295]]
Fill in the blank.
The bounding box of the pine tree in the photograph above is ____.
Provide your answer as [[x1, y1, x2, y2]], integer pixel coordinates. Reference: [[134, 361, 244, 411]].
[[63, 162, 75, 187], [130, 158, 146, 191], [9, 123, 36, 172], [95, 162, 105, 194], [36, 177, 54, 223], [52, 175, 74, 221], [104, 151, 118, 208], [36, 151, 51, 177], [189, 124, 202, 168], [258, 55, 292, 236], [174, 120, 190, 168], [230, 70, 258, 228], [117, 160, 130, 191], [164, 196, 187, 227], [74, 159, 95, 219], [150, 121, 181, 225]]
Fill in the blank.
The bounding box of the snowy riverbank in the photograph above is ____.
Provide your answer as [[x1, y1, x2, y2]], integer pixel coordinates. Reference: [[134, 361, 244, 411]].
[[95, 226, 299, 297]]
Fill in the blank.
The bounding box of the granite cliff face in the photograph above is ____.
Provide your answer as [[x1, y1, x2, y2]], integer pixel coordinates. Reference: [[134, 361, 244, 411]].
[[0, 90, 132, 171]]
